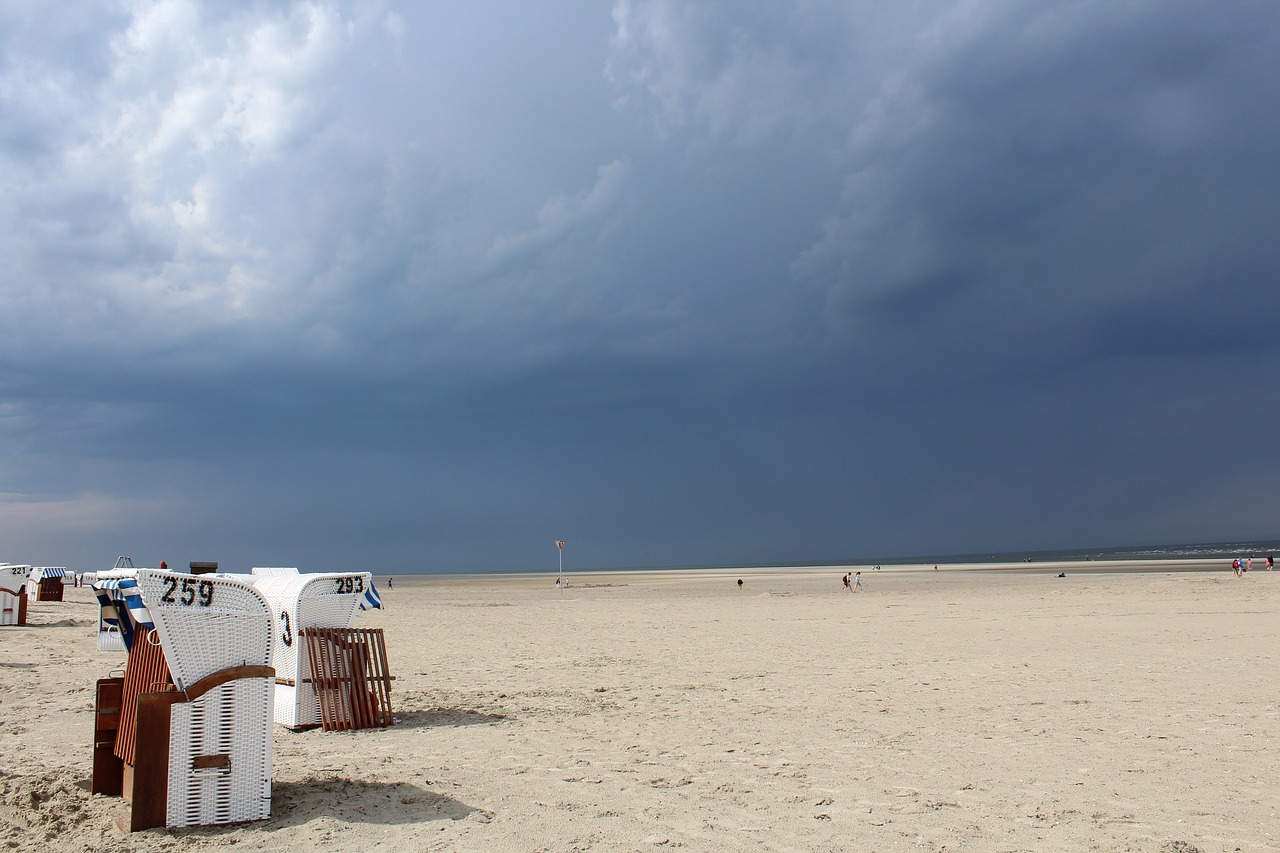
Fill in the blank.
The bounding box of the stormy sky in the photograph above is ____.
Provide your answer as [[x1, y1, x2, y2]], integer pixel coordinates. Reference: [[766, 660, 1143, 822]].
[[3, 1, 1279, 573]]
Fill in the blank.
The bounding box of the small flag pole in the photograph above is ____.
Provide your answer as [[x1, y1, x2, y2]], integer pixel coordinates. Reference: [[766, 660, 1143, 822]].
[[556, 540, 566, 595]]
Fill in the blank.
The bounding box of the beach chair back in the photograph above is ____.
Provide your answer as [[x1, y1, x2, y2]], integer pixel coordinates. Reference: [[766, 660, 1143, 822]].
[[1, 564, 30, 626], [135, 570, 272, 690], [253, 572, 372, 728]]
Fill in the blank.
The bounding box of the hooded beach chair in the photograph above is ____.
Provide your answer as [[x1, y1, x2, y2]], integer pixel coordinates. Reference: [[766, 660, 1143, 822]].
[[29, 567, 68, 601], [91, 569, 275, 831], [1, 564, 31, 626], [252, 572, 391, 730], [92, 571, 146, 651]]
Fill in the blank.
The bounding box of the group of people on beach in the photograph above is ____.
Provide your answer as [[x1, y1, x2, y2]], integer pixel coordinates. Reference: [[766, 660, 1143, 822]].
[[1233, 554, 1274, 578], [841, 571, 862, 592]]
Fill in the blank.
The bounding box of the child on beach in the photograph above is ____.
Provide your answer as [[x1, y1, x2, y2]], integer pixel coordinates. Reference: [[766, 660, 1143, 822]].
[[842, 573, 850, 591], [853, 571, 862, 591]]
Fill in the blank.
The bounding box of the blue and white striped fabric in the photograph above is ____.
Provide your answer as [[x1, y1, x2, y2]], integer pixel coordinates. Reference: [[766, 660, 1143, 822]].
[[93, 577, 154, 650], [37, 567, 67, 578], [358, 583, 383, 611]]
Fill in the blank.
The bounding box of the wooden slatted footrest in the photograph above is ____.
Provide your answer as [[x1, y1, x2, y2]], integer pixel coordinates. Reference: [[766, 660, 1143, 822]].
[[300, 627, 395, 731]]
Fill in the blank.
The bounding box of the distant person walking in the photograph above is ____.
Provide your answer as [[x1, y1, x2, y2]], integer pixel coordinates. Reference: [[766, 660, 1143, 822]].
[[853, 571, 863, 591], [1268, 554, 1274, 571], [842, 573, 851, 592], [388, 577, 393, 589], [737, 578, 743, 590], [1233, 558, 1242, 578], [1247, 556, 1253, 572]]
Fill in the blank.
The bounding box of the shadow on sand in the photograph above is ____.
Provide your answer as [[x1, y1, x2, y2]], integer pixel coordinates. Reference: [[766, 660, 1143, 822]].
[[394, 708, 509, 729], [170, 778, 485, 837]]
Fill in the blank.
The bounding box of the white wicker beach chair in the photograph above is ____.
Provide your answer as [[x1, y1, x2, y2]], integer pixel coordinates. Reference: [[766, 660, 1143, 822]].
[[27, 567, 68, 600], [252, 572, 376, 729], [95, 570, 275, 830], [1, 564, 30, 626], [92, 571, 145, 651]]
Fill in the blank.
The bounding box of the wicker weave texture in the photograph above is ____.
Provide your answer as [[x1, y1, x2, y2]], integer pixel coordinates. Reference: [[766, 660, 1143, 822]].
[[136, 571, 273, 691], [166, 677, 273, 827], [272, 683, 300, 728]]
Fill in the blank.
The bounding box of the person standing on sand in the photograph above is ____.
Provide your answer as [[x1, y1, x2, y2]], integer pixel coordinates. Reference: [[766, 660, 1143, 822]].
[[1268, 554, 1274, 571], [853, 571, 863, 591], [842, 573, 850, 591], [1233, 559, 1242, 578], [737, 578, 743, 590], [388, 578, 393, 589]]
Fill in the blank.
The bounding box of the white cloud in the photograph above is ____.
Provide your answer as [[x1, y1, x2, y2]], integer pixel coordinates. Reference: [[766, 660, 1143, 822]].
[[0, 1, 403, 361], [486, 159, 631, 269]]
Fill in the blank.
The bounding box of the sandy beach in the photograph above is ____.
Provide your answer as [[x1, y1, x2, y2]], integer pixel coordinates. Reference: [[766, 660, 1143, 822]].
[[1, 561, 1277, 852]]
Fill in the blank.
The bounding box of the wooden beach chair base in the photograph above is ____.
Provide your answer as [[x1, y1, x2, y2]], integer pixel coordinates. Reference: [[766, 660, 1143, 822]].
[[93, 665, 275, 831]]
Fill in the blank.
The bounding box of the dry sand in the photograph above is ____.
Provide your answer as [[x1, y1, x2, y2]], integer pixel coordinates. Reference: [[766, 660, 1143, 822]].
[[1, 561, 1277, 852]]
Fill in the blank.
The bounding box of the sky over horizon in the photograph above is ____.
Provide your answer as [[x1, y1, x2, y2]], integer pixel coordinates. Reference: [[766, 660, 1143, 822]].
[[3, 0, 1279, 573]]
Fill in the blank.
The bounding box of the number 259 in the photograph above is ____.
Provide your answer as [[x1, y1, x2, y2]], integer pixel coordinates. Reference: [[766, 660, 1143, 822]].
[[161, 576, 214, 607]]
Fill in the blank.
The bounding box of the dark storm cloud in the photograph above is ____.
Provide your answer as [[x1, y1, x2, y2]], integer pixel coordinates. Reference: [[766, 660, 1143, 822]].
[[2, 1, 1279, 571]]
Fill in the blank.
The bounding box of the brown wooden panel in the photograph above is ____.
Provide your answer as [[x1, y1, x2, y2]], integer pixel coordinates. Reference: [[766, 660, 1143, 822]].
[[192, 754, 231, 771], [37, 578, 64, 601], [92, 677, 125, 796], [130, 695, 172, 832], [115, 627, 173, 765], [116, 665, 276, 712], [301, 628, 395, 731]]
